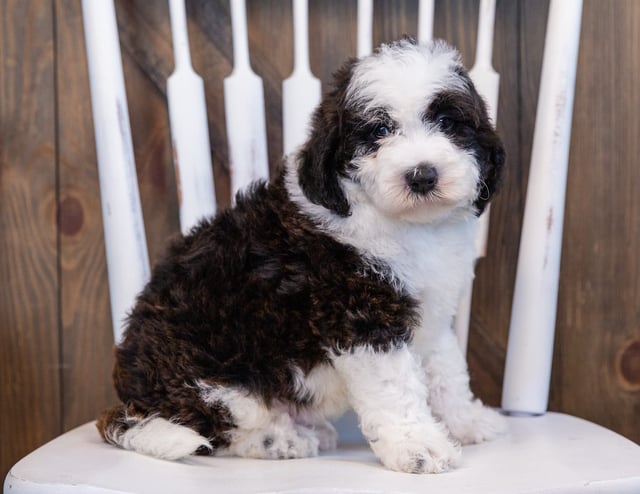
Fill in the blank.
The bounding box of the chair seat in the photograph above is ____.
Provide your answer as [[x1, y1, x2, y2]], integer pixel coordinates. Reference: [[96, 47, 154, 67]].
[[5, 412, 640, 494]]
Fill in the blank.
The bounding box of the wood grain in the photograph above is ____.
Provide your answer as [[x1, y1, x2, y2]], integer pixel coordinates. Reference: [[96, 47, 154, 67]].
[[114, 0, 181, 264], [0, 0, 60, 479], [246, 0, 293, 169], [373, 0, 420, 47], [54, 0, 118, 432], [469, 0, 550, 406], [552, 0, 640, 442], [309, 0, 357, 85]]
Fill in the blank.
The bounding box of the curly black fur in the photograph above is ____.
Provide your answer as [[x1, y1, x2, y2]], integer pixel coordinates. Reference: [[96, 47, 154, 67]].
[[99, 172, 418, 451]]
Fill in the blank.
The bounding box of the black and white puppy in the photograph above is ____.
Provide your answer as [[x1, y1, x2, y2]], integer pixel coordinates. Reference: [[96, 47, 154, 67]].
[[98, 39, 506, 474]]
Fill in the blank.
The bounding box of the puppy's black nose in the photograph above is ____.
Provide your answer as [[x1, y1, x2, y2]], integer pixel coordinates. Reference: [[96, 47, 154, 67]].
[[405, 164, 438, 195]]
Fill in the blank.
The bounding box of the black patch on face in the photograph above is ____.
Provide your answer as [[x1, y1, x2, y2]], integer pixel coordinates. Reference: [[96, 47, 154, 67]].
[[297, 56, 398, 216], [299, 49, 504, 218], [423, 70, 505, 214], [344, 107, 396, 162]]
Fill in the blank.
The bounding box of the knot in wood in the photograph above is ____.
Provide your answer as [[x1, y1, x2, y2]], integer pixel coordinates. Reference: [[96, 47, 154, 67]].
[[59, 195, 84, 236], [618, 339, 640, 391]]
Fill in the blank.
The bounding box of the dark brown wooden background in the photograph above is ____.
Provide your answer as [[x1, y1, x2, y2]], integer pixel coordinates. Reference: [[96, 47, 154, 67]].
[[2, 0, 639, 480]]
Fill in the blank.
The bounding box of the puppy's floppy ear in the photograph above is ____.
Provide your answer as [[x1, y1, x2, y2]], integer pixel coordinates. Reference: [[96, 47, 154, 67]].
[[297, 106, 350, 217], [474, 127, 505, 215], [459, 70, 506, 215], [297, 60, 356, 217]]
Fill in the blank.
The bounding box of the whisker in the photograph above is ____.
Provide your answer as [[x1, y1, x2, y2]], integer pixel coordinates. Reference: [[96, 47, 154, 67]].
[[478, 179, 490, 201]]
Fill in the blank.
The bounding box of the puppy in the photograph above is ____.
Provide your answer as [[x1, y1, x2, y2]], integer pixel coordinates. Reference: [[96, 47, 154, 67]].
[[97, 39, 507, 474]]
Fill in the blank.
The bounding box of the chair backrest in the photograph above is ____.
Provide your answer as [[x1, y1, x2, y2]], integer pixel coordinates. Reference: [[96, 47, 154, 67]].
[[502, 0, 583, 415], [82, 0, 150, 349], [82, 0, 582, 419]]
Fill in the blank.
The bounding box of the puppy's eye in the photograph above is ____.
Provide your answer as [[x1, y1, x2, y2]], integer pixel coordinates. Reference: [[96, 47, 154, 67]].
[[436, 114, 456, 132], [372, 124, 392, 139]]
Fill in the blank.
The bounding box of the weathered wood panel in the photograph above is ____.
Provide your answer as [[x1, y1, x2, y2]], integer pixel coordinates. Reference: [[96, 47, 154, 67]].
[[0, 0, 60, 479], [552, 0, 640, 441], [55, 0, 118, 432], [115, 1, 180, 264], [469, 0, 550, 406]]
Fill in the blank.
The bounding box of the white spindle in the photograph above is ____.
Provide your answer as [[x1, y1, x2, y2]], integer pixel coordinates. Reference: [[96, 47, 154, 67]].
[[168, 0, 217, 234], [282, 0, 321, 155], [472, 0, 499, 258], [418, 0, 435, 43], [357, 0, 373, 57], [502, 0, 583, 415], [455, 0, 500, 354], [81, 0, 150, 344], [225, 0, 269, 199]]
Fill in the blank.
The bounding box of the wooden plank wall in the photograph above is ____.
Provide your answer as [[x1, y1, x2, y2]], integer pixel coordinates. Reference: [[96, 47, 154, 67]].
[[1, 0, 639, 480], [1, 0, 61, 476]]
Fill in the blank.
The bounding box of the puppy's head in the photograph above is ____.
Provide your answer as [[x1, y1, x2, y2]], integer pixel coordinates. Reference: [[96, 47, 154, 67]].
[[297, 39, 504, 223]]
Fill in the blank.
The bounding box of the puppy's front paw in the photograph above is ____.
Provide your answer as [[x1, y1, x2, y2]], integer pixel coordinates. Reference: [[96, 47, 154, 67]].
[[445, 400, 508, 445], [371, 427, 461, 474]]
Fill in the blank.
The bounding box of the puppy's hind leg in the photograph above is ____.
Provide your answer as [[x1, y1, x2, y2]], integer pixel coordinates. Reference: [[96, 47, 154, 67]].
[[97, 403, 212, 460], [198, 382, 320, 459]]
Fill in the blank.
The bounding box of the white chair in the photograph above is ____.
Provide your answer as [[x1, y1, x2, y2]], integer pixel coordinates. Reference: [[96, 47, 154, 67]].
[[5, 1, 640, 493]]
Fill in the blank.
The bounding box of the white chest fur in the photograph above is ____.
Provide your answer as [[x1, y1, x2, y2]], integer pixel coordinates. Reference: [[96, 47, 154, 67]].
[[311, 202, 478, 371], [334, 202, 478, 321], [286, 160, 478, 342]]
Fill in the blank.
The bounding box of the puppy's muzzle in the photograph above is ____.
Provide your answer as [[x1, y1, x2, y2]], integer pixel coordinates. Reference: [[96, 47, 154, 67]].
[[405, 164, 438, 195]]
